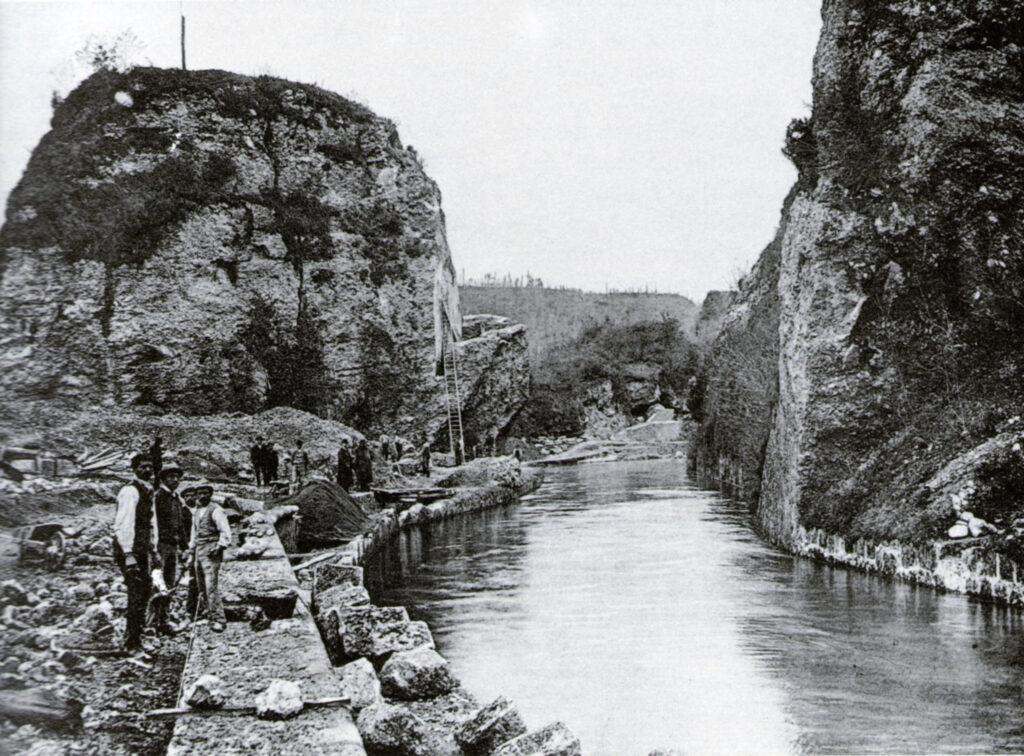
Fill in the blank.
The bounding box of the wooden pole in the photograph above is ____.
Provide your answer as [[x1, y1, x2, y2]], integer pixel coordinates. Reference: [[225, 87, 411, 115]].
[[180, 10, 187, 70]]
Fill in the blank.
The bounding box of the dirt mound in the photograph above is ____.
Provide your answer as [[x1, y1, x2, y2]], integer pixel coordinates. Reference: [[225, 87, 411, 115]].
[[270, 480, 369, 550]]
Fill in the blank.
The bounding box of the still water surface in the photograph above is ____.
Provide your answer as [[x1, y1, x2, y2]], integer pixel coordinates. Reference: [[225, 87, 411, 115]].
[[365, 460, 1024, 755]]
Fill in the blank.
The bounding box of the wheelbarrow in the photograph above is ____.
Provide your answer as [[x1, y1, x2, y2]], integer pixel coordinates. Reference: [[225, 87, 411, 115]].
[[0, 523, 66, 571]]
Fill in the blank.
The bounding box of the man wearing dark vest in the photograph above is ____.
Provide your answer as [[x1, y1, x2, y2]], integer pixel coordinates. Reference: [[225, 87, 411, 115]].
[[250, 437, 265, 486], [113, 453, 158, 653], [153, 461, 186, 634]]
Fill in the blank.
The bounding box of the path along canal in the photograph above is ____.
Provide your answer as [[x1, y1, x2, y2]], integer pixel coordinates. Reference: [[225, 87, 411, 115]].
[[365, 459, 1024, 755]]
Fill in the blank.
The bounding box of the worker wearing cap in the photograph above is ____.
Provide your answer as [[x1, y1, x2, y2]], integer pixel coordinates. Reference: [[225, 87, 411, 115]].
[[153, 462, 187, 634], [113, 453, 158, 653], [186, 483, 231, 632]]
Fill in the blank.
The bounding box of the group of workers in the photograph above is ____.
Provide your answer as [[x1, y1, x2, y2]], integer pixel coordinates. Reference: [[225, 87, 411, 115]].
[[334, 437, 373, 492], [113, 451, 231, 654]]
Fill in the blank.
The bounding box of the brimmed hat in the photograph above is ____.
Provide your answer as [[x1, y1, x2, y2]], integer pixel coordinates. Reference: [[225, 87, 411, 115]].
[[181, 480, 213, 495], [160, 462, 183, 477], [130, 453, 154, 469]]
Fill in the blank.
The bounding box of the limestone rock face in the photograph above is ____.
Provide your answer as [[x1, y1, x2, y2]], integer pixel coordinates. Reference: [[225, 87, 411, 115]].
[[0, 68, 526, 440], [695, 1, 1024, 546]]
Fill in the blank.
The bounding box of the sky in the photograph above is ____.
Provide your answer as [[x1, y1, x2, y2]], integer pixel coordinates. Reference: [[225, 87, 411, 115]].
[[0, 1, 821, 300]]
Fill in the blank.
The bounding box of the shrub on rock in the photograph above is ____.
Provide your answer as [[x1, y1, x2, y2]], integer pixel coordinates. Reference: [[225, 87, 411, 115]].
[[379, 645, 457, 700], [455, 696, 528, 755]]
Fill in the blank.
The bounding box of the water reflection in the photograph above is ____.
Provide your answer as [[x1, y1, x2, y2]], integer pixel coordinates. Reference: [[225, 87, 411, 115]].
[[366, 460, 1024, 755]]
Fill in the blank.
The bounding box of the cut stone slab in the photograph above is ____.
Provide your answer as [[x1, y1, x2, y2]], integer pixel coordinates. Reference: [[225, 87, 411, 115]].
[[493, 722, 582, 756], [339, 606, 435, 663], [318, 563, 364, 591], [379, 646, 457, 700], [317, 583, 371, 612], [339, 658, 383, 711], [220, 557, 298, 619], [455, 696, 528, 755], [255, 679, 303, 720]]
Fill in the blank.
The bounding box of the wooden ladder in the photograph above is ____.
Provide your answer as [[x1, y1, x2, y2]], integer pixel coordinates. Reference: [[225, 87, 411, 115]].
[[441, 314, 465, 465]]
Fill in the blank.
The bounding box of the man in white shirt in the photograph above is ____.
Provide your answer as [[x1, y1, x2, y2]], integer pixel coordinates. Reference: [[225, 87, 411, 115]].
[[112, 453, 158, 652], [185, 483, 231, 632]]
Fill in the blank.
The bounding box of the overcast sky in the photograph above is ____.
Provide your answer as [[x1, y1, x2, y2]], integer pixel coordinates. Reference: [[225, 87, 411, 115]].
[[0, 1, 821, 300]]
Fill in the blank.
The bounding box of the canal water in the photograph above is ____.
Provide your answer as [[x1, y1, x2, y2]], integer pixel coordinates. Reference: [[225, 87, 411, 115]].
[[365, 459, 1024, 755]]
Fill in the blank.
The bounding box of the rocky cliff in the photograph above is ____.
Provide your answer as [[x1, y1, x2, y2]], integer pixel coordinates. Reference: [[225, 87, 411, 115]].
[[696, 1, 1024, 548], [0, 68, 527, 443]]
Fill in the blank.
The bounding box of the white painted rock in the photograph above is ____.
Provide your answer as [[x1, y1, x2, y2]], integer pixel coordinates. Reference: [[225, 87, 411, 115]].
[[968, 517, 988, 537], [948, 523, 970, 539], [379, 645, 457, 700], [255, 679, 303, 720], [338, 657, 382, 710], [185, 674, 226, 709]]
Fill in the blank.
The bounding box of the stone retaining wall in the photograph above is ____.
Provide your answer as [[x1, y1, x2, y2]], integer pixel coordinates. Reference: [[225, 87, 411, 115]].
[[795, 526, 1024, 606]]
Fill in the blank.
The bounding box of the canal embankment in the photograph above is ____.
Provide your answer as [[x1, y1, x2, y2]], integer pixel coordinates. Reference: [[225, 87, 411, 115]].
[[170, 459, 584, 756]]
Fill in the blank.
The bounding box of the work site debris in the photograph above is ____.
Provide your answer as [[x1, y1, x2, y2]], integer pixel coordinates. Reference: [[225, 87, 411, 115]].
[[185, 674, 226, 710], [254, 679, 303, 720], [492, 721, 582, 756], [269, 480, 369, 550]]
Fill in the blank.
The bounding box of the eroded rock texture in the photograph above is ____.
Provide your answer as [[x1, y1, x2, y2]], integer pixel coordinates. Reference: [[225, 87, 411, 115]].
[[0, 68, 526, 440], [696, 1, 1024, 546]]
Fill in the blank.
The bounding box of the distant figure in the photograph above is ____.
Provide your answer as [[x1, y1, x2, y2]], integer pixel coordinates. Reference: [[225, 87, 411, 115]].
[[379, 434, 391, 461], [250, 436, 265, 486], [266, 442, 279, 484], [395, 437, 405, 459], [513, 447, 522, 462], [291, 440, 309, 491], [355, 439, 373, 492], [388, 436, 399, 462], [419, 438, 431, 477], [113, 453, 157, 653], [186, 483, 231, 633], [149, 436, 164, 482], [336, 439, 354, 492]]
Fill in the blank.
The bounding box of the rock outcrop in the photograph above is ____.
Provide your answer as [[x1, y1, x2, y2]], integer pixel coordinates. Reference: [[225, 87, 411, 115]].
[[695, 1, 1024, 549], [0, 67, 528, 442]]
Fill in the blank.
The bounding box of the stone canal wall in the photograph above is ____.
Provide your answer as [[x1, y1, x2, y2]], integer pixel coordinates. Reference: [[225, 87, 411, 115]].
[[795, 525, 1024, 607]]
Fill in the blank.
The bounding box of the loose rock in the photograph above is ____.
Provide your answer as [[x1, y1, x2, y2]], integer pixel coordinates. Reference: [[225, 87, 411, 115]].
[[379, 645, 458, 700], [185, 674, 226, 710], [254, 679, 304, 720], [2, 580, 29, 606]]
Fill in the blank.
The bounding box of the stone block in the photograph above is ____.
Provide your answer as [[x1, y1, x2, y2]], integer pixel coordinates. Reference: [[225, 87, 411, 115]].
[[492, 722, 581, 756], [356, 702, 432, 756], [338, 658, 383, 711], [455, 696, 528, 756], [379, 646, 457, 700]]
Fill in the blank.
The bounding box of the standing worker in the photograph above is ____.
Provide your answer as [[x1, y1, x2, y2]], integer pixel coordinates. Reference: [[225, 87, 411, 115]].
[[336, 439, 354, 492], [419, 437, 431, 477], [185, 483, 231, 633], [113, 454, 158, 654], [379, 433, 390, 461], [153, 461, 186, 635], [291, 439, 309, 492], [267, 440, 279, 485], [250, 436, 265, 486], [355, 438, 373, 492]]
